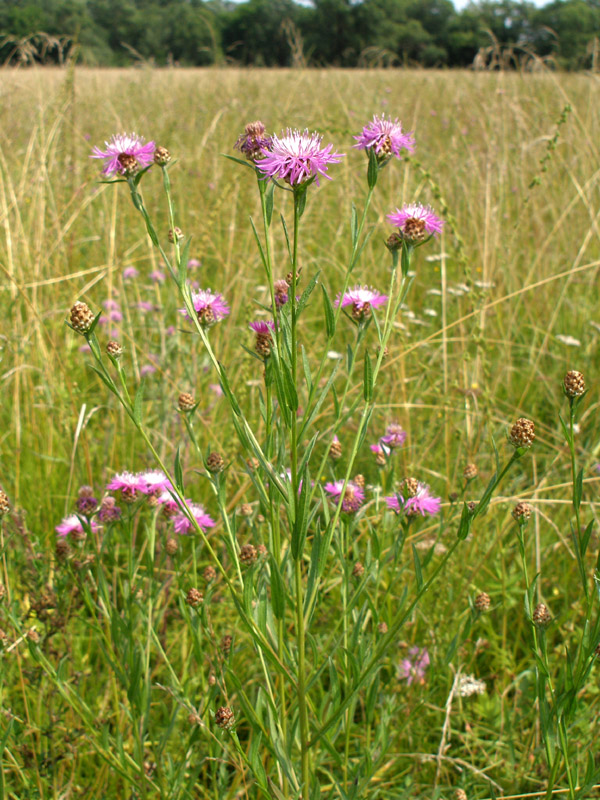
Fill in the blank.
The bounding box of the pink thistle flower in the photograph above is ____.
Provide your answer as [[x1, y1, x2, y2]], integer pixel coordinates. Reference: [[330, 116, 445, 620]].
[[91, 132, 155, 177], [156, 491, 179, 515], [354, 115, 415, 159], [103, 299, 120, 311], [234, 120, 273, 162], [249, 320, 275, 335], [123, 266, 139, 280], [257, 129, 344, 186], [370, 442, 391, 457], [336, 285, 388, 321], [180, 289, 230, 327], [173, 502, 216, 535], [380, 423, 407, 449], [324, 480, 365, 514], [107, 471, 145, 493], [150, 270, 165, 283], [386, 482, 441, 517], [187, 258, 201, 269], [399, 646, 430, 685], [138, 470, 172, 495], [55, 514, 99, 538], [387, 203, 444, 242], [140, 364, 157, 377]]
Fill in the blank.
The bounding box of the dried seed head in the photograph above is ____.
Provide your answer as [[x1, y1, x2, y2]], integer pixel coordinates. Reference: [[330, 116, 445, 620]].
[[239, 503, 253, 518], [352, 561, 365, 579], [206, 452, 225, 474], [214, 706, 235, 730], [117, 152, 139, 177], [168, 227, 184, 243], [475, 592, 491, 612], [165, 537, 178, 556], [512, 502, 532, 523], [402, 477, 419, 499], [353, 474, 366, 489], [178, 392, 195, 412], [0, 490, 10, 518], [378, 621, 388, 634], [186, 588, 203, 608], [203, 565, 217, 582], [220, 634, 233, 656], [454, 790, 468, 800], [509, 418, 535, 448], [106, 340, 123, 359], [69, 301, 95, 334], [463, 463, 478, 481], [55, 539, 70, 560], [329, 438, 342, 460], [239, 544, 257, 566], [533, 603, 551, 628], [154, 145, 171, 166], [564, 370, 585, 398]]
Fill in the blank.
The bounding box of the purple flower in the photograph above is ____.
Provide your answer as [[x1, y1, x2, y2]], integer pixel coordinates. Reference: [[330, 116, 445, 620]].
[[123, 267, 139, 280], [209, 383, 223, 397], [91, 132, 155, 177], [180, 289, 230, 326], [324, 480, 365, 513], [173, 502, 216, 535], [137, 301, 156, 313], [274, 279, 289, 308], [103, 299, 120, 311], [107, 471, 144, 493], [386, 482, 441, 517], [98, 496, 122, 522], [140, 364, 157, 377], [399, 646, 430, 685], [370, 442, 391, 457], [156, 491, 179, 515], [165, 325, 176, 336], [380, 423, 407, 449], [150, 270, 165, 283], [354, 115, 415, 159], [55, 514, 99, 538], [257, 129, 344, 186], [234, 120, 273, 162], [249, 320, 275, 335], [79, 343, 91, 353], [187, 258, 201, 269], [138, 470, 172, 495], [108, 310, 123, 323], [387, 203, 444, 242], [336, 285, 388, 321]]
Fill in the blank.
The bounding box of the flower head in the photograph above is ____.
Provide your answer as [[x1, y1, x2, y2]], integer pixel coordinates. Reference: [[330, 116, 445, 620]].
[[180, 289, 230, 326], [257, 129, 344, 186], [55, 514, 99, 538], [336, 285, 388, 321], [173, 502, 216, 535], [399, 646, 429, 685], [106, 471, 145, 493], [354, 115, 415, 160], [380, 423, 407, 449], [139, 470, 172, 495], [234, 120, 273, 161], [386, 482, 441, 517], [91, 133, 155, 177], [387, 203, 444, 243], [324, 480, 365, 514]]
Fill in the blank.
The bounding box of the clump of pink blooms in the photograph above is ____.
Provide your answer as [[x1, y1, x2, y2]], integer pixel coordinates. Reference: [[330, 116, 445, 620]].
[[380, 423, 407, 449], [388, 203, 444, 238], [354, 115, 415, 160], [257, 129, 344, 186], [336, 286, 388, 321], [173, 502, 216, 535], [399, 646, 430, 685], [55, 514, 99, 538], [91, 133, 155, 177], [180, 289, 230, 327], [386, 482, 441, 517], [324, 480, 365, 514]]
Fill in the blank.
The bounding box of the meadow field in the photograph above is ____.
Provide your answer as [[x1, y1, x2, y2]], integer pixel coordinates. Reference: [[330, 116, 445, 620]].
[[0, 67, 599, 799]]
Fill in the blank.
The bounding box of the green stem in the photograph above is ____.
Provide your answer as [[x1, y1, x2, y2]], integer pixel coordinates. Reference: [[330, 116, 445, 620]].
[[295, 557, 310, 799]]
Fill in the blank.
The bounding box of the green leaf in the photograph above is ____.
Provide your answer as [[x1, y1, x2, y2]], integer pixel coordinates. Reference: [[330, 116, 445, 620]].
[[574, 467, 584, 511], [296, 270, 320, 316], [133, 378, 145, 424], [400, 241, 413, 277], [363, 352, 373, 402], [264, 179, 275, 227], [412, 544, 423, 590], [174, 447, 184, 493], [581, 519, 594, 558], [457, 503, 472, 540], [291, 466, 311, 559], [222, 153, 256, 171], [177, 237, 192, 286], [367, 148, 378, 189], [218, 364, 242, 416], [350, 202, 358, 246], [321, 284, 336, 338], [269, 557, 285, 620]]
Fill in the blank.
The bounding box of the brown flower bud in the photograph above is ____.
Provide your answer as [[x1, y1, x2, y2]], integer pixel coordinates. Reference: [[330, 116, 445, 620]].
[[69, 301, 95, 334], [509, 418, 535, 448], [178, 392, 195, 412], [203, 565, 217, 582], [533, 602, 551, 628], [463, 463, 478, 481], [214, 706, 235, 730], [154, 146, 171, 166], [402, 477, 419, 499], [206, 452, 224, 474], [220, 634, 233, 656], [239, 544, 257, 566], [186, 588, 203, 608], [239, 503, 253, 517], [475, 592, 491, 612], [353, 474, 366, 489], [564, 370, 585, 398], [378, 621, 388, 634], [329, 438, 342, 460], [168, 227, 183, 243], [0, 490, 9, 518], [106, 340, 123, 358], [512, 502, 532, 523], [165, 537, 178, 556], [352, 561, 365, 579], [55, 539, 70, 560]]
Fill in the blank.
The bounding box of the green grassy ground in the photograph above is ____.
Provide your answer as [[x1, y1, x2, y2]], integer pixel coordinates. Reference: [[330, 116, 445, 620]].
[[0, 67, 599, 799]]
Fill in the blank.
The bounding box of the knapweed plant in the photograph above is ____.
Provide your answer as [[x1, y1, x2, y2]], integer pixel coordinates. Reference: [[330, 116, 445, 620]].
[[14, 118, 540, 798]]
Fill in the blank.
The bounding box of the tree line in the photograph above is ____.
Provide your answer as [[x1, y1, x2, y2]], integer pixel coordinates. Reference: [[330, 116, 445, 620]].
[[1, 0, 599, 70]]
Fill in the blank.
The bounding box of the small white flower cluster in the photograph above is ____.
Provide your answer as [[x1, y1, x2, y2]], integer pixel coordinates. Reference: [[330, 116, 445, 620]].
[[458, 674, 486, 698]]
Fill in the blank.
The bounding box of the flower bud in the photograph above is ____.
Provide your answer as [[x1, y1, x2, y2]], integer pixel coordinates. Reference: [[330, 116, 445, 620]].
[[563, 370, 585, 398], [69, 301, 95, 334]]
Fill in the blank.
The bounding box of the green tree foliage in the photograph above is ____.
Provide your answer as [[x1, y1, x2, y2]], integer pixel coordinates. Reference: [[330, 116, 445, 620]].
[[0, 0, 598, 69]]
